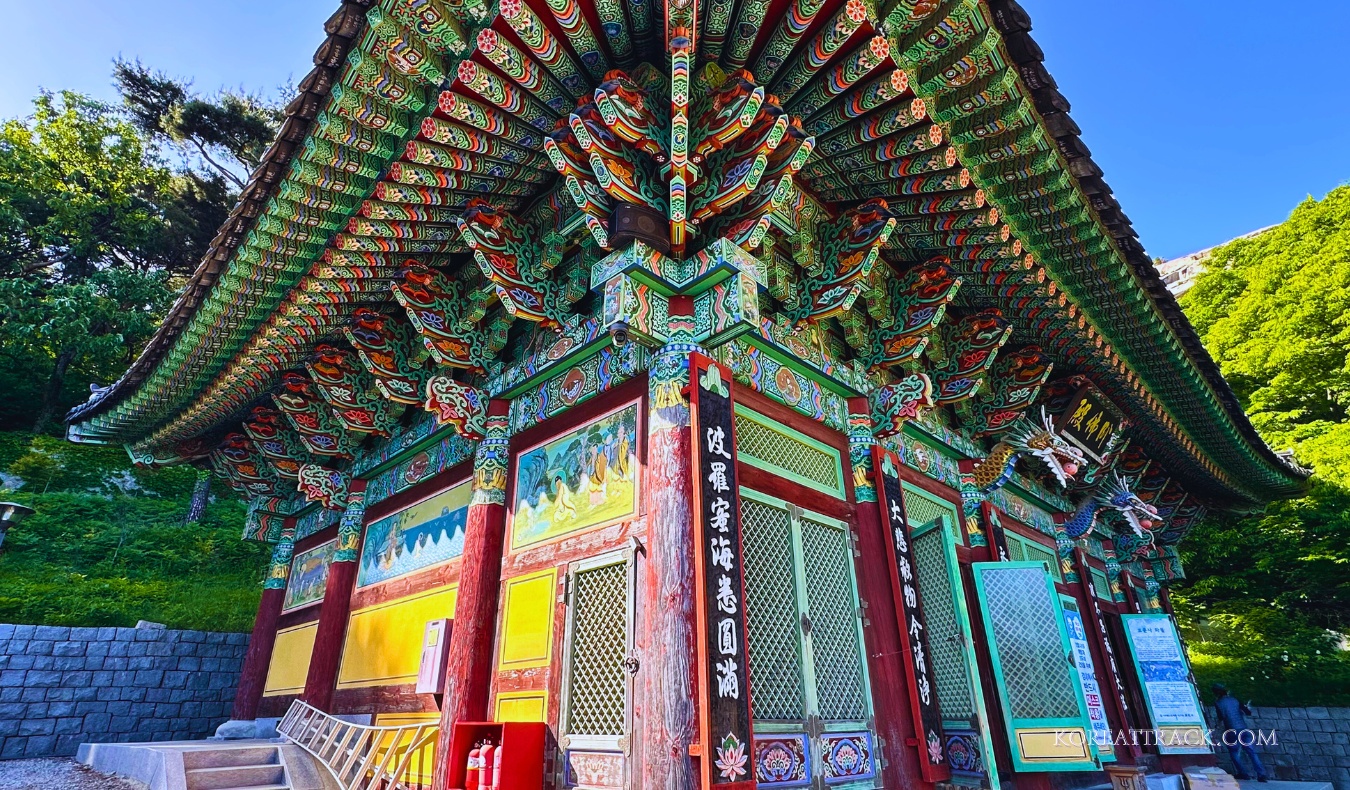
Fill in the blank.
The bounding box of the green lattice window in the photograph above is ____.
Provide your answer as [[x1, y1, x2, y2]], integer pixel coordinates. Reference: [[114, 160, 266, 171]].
[[560, 553, 631, 757], [740, 495, 806, 721], [734, 405, 845, 498], [911, 505, 1000, 786], [902, 482, 963, 544], [801, 514, 869, 721], [980, 566, 1080, 719], [913, 523, 974, 721], [972, 561, 1096, 772], [1090, 567, 1112, 601], [1005, 532, 1061, 582]]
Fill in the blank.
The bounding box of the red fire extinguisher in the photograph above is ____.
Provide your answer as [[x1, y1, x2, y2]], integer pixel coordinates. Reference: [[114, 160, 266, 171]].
[[480, 741, 496, 790], [491, 742, 503, 790], [465, 742, 482, 790]]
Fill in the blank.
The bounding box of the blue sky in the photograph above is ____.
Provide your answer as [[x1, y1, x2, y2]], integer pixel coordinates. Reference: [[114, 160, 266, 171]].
[[0, 0, 330, 125], [2, 0, 1347, 259]]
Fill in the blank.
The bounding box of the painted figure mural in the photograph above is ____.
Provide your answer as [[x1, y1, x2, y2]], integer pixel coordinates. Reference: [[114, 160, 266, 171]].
[[283, 540, 336, 612], [511, 401, 640, 550]]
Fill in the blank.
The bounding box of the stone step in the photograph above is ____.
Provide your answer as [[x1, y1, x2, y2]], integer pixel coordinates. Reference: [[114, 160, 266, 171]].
[[185, 763, 287, 790], [182, 746, 281, 770]]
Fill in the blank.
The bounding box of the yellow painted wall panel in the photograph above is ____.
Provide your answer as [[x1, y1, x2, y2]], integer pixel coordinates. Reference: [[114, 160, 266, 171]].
[[498, 569, 557, 670], [263, 622, 318, 697], [337, 586, 457, 689], [495, 691, 547, 723]]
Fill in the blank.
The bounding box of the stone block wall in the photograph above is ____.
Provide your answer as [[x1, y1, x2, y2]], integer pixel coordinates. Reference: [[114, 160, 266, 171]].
[[1213, 706, 1350, 790], [0, 624, 248, 759]]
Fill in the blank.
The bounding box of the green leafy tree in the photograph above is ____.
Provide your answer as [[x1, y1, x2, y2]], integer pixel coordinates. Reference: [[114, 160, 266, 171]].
[[0, 92, 173, 281], [0, 71, 283, 434], [1174, 185, 1350, 703], [0, 93, 186, 432]]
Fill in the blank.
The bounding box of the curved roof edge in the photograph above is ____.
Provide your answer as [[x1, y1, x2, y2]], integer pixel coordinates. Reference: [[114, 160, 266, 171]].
[[985, 0, 1307, 498], [65, 0, 373, 426], [66, 0, 1308, 507]]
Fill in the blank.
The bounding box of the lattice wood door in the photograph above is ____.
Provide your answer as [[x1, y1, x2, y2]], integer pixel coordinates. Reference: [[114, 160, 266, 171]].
[[739, 488, 877, 787], [971, 562, 1096, 772], [557, 550, 634, 788]]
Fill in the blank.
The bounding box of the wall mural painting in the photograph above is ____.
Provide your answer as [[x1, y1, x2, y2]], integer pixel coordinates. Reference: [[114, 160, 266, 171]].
[[283, 539, 336, 612], [356, 480, 471, 588], [511, 401, 641, 551]]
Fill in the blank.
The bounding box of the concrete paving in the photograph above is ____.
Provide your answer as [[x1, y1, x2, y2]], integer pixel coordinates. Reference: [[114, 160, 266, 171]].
[[1235, 781, 1334, 790]]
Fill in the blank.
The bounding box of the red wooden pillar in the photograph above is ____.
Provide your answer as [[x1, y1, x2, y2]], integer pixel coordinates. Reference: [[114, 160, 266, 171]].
[[639, 337, 700, 790], [230, 520, 296, 722], [432, 400, 512, 790], [301, 480, 367, 711]]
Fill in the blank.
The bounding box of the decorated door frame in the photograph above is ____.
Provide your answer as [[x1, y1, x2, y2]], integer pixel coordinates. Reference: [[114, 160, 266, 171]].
[[555, 547, 637, 789]]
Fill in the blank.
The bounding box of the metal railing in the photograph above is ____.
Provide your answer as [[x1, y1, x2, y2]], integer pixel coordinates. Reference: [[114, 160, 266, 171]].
[[278, 699, 438, 790]]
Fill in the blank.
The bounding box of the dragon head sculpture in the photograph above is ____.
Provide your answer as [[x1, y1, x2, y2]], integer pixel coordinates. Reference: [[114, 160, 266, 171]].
[[1006, 408, 1088, 488], [1097, 473, 1160, 538]]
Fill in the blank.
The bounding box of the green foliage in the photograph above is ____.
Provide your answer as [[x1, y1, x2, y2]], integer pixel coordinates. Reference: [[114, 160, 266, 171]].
[[1, 432, 269, 631], [0, 73, 284, 434], [0, 92, 173, 281], [1174, 185, 1350, 704], [1180, 186, 1350, 444], [0, 73, 286, 627], [7, 434, 139, 493], [0, 91, 186, 433], [0, 267, 175, 432], [1189, 652, 1350, 708]]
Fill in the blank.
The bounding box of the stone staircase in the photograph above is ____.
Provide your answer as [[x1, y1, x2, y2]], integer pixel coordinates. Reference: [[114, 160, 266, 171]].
[[79, 740, 337, 790], [182, 745, 287, 790]]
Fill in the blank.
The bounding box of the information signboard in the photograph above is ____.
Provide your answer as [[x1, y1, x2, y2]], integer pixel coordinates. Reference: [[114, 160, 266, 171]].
[[1121, 614, 1209, 754]]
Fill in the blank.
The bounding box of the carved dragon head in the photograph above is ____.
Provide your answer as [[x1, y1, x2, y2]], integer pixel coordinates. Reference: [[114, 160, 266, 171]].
[[1006, 408, 1087, 488], [1096, 473, 1160, 538]]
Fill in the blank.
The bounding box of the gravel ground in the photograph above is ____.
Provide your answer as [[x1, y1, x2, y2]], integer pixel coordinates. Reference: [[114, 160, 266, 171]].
[[0, 758, 146, 790]]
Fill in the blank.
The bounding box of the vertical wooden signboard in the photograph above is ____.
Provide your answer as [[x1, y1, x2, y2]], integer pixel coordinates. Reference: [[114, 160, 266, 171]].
[[690, 354, 756, 790], [874, 446, 951, 783]]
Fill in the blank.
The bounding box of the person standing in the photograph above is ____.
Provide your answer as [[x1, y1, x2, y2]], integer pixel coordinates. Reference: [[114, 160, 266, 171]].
[[1212, 683, 1269, 782]]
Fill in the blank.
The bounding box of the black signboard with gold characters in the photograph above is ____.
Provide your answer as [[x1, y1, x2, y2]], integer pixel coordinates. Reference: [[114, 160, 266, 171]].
[[1057, 386, 1123, 463], [689, 353, 755, 790], [874, 446, 950, 783]]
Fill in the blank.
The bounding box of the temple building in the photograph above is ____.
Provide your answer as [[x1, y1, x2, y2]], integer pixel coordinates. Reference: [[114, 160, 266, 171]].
[[66, 0, 1306, 787]]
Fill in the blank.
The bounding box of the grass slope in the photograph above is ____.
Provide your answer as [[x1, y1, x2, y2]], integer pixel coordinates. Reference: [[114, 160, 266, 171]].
[[0, 433, 269, 632]]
